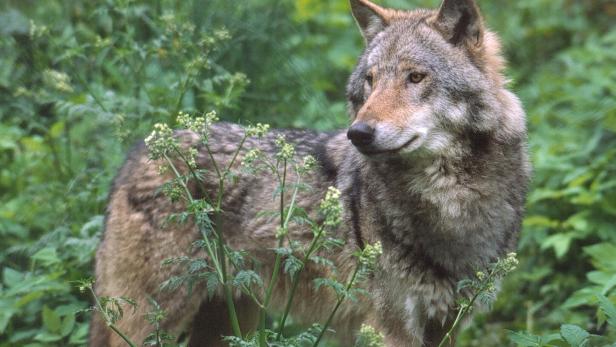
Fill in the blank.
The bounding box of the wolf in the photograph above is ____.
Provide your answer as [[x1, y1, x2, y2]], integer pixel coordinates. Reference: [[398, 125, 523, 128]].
[[90, 0, 531, 346]]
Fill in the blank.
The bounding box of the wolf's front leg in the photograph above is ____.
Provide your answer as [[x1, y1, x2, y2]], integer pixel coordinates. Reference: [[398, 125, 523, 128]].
[[371, 293, 456, 347]]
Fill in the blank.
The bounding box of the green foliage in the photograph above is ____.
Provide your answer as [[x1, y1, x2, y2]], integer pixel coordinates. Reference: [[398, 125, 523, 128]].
[[1, 0, 615, 346]]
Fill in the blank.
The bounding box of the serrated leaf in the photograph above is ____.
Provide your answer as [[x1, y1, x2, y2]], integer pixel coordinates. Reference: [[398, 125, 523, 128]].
[[68, 323, 89, 345], [32, 247, 61, 267], [0, 308, 15, 334], [233, 270, 262, 288], [205, 272, 220, 297], [314, 278, 345, 296], [283, 255, 303, 277], [541, 233, 574, 259], [560, 324, 589, 347], [508, 331, 542, 346], [34, 331, 63, 342], [309, 255, 334, 269], [60, 313, 76, 337], [3, 267, 23, 287]]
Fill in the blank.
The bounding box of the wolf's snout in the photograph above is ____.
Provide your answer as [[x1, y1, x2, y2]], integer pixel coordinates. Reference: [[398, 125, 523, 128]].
[[347, 122, 375, 147]]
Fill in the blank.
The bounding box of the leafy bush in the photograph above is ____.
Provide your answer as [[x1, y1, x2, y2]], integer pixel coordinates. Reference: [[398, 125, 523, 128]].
[[0, 0, 615, 346]]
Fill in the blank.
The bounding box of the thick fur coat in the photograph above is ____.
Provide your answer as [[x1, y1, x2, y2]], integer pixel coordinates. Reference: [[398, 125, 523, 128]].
[[90, 0, 531, 346]]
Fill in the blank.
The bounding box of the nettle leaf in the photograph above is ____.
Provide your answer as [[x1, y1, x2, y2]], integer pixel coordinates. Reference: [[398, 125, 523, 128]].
[[60, 313, 76, 337], [0, 307, 15, 334], [541, 233, 574, 259], [34, 331, 63, 342], [601, 275, 616, 296], [597, 295, 616, 328], [2, 267, 23, 287], [42, 306, 62, 333], [560, 324, 589, 347], [32, 247, 61, 267], [584, 243, 616, 272], [68, 323, 89, 345], [507, 331, 555, 347]]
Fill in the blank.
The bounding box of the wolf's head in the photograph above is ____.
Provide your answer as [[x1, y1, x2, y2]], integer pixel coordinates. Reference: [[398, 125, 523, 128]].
[[346, 0, 524, 157]]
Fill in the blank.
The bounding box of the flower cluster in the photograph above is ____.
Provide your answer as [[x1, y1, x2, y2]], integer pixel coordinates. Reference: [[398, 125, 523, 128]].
[[176, 111, 218, 140], [245, 123, 270, 138], [275, 135, 295, 161], [360, 242, 383, 269], [241, 149, 262, 172], [319, 187, 342, 228], [186, 147, 198, 169], [298, 155, 317, 174], [356, 324, 385, 347], [185, 56, 210, 75], [501, 252, 519, 273], [213, 28, 231, 41], [29, 20, 49, 39], [42, 69, 73, 93], [144, 123, 177, 160]]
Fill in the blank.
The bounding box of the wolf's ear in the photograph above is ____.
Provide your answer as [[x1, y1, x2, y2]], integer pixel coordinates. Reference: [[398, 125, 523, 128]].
[[433, 0, 483, 46], [350, 0, 391, 44]]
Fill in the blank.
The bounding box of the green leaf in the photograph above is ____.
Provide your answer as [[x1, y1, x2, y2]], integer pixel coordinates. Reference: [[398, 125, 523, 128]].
[[560, 324, 589, 347], [205, 272, 220, 298], [2, 267, 23, 287], [0, 307, 15, 333], [34, 331, 63, 342], [584, 243, 616, 272], [233, 270, 263, 288], [42, 306, 62, 333], [508, 331, 543, 346], [68, 323, 89, 345], [48, 121, 65, 139], [596, 295, 616, 328], [60, 313, 76, 337], [541, 233, 574, 258], [32, 247, 61, 267]]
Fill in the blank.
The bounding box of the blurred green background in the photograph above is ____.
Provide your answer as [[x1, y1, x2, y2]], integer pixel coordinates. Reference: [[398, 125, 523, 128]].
[[1, 0, 615, 346]]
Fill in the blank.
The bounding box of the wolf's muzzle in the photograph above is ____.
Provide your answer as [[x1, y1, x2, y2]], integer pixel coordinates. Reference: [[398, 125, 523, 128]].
[[347, 122, 375, 147]]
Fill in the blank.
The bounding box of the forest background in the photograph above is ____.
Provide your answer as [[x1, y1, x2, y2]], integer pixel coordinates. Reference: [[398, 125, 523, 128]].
[[0, 0, 615, 346]]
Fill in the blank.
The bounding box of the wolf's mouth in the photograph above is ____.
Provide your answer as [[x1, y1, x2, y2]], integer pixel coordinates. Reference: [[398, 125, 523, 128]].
[[357, 134, 420, 156]]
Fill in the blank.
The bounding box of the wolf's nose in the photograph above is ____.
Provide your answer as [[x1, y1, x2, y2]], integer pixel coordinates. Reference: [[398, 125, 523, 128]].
[[347, 122, 375, 147]]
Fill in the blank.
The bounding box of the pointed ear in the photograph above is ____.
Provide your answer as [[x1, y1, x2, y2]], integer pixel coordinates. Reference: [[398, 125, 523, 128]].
[[432, 0, 483, 46], [350, 0, 391, 44]]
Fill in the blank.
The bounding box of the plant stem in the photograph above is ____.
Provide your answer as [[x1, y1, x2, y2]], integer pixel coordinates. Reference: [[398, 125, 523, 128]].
[[313, 263, 362, 347], [164, 151, 241, 337], [109, 324, 137, 347], [436, 268, 498, 347], [258, 159, 288, 346], [214, 174, 242, 338], [276, 224, 325, 340], [89, 286, 136, 347]]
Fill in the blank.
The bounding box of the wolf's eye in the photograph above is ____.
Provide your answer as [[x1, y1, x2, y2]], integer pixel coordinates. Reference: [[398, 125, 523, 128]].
[[407, 73, 426, 84], [365, 74, 374, 87]]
